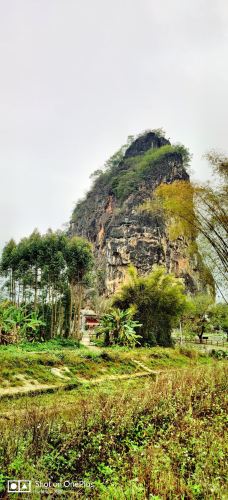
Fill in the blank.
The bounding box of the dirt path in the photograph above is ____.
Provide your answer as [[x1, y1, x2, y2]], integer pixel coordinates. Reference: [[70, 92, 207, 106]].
[[77, 370, 158, 385], [0, 381, 62, 398], [0, 369, 161, 419], [80, 331, 101, 351], [131, 359, 157, 373], [0, 367, 160, 401], [0, 348, 160, 401]]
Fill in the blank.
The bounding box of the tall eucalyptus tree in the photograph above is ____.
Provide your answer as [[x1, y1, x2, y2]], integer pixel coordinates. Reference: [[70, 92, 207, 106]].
[[0, 231, 93, 339]]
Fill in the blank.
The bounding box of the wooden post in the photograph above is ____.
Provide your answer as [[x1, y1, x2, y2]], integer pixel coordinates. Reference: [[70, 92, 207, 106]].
[[179, 321, 183, 345]]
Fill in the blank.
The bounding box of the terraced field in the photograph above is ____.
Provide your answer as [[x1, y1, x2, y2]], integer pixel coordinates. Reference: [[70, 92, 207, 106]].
[[0, 344, 227, 498]]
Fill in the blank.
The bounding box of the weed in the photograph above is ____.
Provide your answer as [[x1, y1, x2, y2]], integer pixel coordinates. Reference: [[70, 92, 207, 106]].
[[0, 363, 227, 498], [210, 349, 228, 360], [179, 346, 198, 359]]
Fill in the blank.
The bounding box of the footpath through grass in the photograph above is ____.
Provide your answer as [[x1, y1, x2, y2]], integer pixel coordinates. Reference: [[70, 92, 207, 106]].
[[0, 342, 136, 393], [0, 343, 227, 498], [0, 360, 227, 499], [0, 342, 216, 395]]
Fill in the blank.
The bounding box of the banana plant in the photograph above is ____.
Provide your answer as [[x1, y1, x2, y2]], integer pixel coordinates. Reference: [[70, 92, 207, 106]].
[[0, 302, 45, 344], [95, 308, 142, 347], [20, 312, 46, 341]]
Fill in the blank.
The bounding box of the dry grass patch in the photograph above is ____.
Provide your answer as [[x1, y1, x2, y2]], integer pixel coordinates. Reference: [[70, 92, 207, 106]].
[[0, 362, 227, 498]]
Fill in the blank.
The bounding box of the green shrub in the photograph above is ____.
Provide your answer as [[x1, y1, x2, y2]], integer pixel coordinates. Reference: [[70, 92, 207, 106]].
[[95, 308, 142, 347], [115, 144, 190, 201], [179, 346, 198, 359], [210, 349, 228, 360], [113, 266, 188, 347], [0, 302, 45, 345]]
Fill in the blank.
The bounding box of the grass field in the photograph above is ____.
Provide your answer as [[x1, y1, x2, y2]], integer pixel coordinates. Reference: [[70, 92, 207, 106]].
[[0, 342, 217, 394], [0, 343, 227, 498]]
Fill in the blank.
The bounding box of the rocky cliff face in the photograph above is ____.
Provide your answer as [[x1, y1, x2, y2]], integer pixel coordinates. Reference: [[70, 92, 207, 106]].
[[69, 131, 211, 295]]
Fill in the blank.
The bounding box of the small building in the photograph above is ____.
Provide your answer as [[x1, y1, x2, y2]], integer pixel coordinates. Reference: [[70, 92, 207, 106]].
[[80, 309, 99, 333]]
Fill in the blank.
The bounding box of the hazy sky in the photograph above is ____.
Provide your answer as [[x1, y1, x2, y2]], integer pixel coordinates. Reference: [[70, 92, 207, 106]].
[[0, 0, 227, 248]]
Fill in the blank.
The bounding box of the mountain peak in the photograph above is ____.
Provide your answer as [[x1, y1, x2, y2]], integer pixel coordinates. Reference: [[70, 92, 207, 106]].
[[124, 130, 170, 159]]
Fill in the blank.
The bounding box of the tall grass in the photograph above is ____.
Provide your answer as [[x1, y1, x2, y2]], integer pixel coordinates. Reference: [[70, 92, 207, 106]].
[[0, 363, 227, 498]]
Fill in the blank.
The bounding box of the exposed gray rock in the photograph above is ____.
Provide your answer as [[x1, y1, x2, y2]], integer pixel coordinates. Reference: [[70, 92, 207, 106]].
[[69, 131, 213, 295]]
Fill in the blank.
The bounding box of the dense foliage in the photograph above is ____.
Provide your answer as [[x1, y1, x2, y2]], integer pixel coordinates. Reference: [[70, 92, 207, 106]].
[[0, 231, 93, 340], [141, 151, 228, 300], [71, 131, 190, 224], [0, 301, 45, 344], [210, 302, 228, 339], [113, 266, 187, 346], [182, 295, 228, 342], [95, 307, 142, 347]]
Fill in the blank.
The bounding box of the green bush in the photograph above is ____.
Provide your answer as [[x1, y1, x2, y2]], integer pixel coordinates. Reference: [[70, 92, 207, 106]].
[[95, 308, 142, 347], [210, 349, 228, 360], [0, 302, 45, 345], [113, 266, 188, 347]]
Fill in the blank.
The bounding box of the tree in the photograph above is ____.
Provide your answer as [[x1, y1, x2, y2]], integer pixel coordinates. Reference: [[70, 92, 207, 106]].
[[64, 236, 93, 339], [140, 152, 228, 300], [0, 301, 45, 345], [113, 266, 187, 346], [182, 294, 214, 343], [0, 239, 17, 302], [209, 302, 228, 341], [40, 230, 68, 337], [0, 231, 94, 341], [95, 307, 142, 347]]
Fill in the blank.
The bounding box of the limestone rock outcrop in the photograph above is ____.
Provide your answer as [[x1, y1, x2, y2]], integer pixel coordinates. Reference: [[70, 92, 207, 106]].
[[69, 131, 212, 295]]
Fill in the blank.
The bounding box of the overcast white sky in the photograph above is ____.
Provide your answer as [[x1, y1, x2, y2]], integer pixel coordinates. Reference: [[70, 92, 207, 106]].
[[0, 0, 227, 248]]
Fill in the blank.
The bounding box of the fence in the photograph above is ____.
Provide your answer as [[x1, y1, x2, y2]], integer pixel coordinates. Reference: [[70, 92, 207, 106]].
[[175, 338, 228, 347], [89, 331, 228, 348]]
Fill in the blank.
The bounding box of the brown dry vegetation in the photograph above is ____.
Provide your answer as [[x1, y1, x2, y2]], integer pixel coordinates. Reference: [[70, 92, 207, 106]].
[[0, 361, 227, 499]]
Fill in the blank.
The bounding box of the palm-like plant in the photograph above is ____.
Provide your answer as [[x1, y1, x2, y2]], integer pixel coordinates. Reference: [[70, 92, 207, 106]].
[[95, 308, 142, 347], [20, 312, 46, 341], [0, 302, 45, 344], [0, 302, 20, 343], [113, 266, 188, 346]]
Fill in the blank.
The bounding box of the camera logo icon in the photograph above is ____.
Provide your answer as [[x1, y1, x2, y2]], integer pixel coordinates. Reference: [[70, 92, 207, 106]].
[[8, 480, 31, 493]]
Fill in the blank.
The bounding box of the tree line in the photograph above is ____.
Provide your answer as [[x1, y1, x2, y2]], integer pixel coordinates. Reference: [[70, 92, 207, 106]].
[[0, 230, 93, 340]]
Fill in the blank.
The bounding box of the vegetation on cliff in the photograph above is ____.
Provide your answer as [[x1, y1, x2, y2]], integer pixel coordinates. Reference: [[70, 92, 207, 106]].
[[71, 130, 190, 222], [70, 131, 212, 306], [141, 151, 228, 300], [0, 130, 227, 499], [91, 144, 190, 203]]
